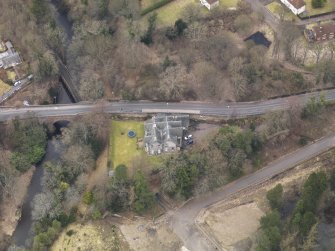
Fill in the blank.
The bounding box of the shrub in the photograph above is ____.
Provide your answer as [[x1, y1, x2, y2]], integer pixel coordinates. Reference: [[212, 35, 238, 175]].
[[66, 230, 75, 236], [301, 95, 327, 119], [10, 118, 47, 172], [133, 170, 154, 213], [83, 191, 94, 205], [266, 184, 283, 210], [257, 211, 282, 251], [330, 170, 335, 191], [299, 136, 308, 146], [92, 209, 102, 220], [291, 172, 327, 236], [312, 0, 326, 8]]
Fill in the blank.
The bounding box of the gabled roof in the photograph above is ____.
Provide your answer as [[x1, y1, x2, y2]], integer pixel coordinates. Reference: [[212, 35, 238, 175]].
[[288, 0, 305, 9]]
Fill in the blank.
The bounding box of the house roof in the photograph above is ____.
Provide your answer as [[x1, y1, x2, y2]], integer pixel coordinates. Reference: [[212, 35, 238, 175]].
[[2, 52, 21, 69], [144, 114, 189, 155], [312, 23, 335, 39], [206, 0, 219, 4], [288, 0, 305, 9]]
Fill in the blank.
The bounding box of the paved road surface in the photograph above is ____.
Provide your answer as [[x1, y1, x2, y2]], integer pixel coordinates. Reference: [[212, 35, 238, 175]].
[[170, 132, 335, 251], [0, 76, 31, 104], [245, 0, 335, 29], [0, 89, 334, 121]]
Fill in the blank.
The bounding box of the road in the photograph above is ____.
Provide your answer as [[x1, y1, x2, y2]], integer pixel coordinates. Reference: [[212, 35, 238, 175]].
[[169, 132, 335, 251], [0, 88, 334, 121], [0, 76, 31, 104], [244, 0, 279, 30], [245, 0, 335, 29]]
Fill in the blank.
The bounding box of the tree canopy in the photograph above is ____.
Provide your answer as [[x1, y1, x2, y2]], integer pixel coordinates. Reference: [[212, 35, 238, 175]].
[[10, 118, 47, 172]]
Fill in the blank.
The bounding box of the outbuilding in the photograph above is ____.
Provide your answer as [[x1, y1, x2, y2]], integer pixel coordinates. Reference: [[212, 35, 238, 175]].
[[200, 0, 219, 10]]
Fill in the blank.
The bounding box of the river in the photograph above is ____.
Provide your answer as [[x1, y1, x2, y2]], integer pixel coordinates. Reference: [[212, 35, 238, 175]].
[[11, 92, 72, 247], [11, 1, 74, 247]]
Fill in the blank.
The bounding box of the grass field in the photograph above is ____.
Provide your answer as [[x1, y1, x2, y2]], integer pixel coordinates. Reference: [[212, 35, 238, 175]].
[[110, 120, 145, 169], [142, 0, 239, 27], [0, 79, 11, 96], [305, 0, 335, 15]]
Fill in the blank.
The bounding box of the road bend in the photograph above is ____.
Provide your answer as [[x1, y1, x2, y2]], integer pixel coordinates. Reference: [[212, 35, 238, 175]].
[[169, 132, 335, 251]]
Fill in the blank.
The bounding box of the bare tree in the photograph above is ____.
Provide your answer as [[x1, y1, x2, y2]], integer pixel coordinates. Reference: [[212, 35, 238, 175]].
[[328, 41, 335, 61], [180, 48, 196, 72], [31, 192, 54, 221], [181, 3, 203, 24], [62, 144, 95, 178], [201, 33, 237, 70], [228, 57, 247, 99], [79, 70, 104, 101], [280, 22, 300, 59], [311, 43, 324, 64], [158, 66, 187, 101], [194, 62, 223, 99]]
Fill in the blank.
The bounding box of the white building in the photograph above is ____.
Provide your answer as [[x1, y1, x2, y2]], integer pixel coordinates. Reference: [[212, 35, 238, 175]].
[[280, 0, 306, 15], [200, 0, 219, 10]]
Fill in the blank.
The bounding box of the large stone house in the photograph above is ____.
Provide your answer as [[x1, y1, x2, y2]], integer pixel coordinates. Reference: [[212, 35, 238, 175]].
[[280, 0, 306, 15], [144, 114, 189, 155], [0, 41, 22, 69], [200, 0, 219, 10]]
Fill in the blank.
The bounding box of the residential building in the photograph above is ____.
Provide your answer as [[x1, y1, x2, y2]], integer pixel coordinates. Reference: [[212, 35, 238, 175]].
[[200, 0, 219, 10], [0, 41, 22, 69], [144, 114, 189, 155], [280, 0, 306, 15], [304, 22, 335, 42]]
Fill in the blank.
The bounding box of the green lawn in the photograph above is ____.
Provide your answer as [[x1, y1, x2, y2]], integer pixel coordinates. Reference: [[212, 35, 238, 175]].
[[305, 0, 335, 15], [142, 0, 239, 27], [109, 120, 163, 171], [220, 0, 239, 8], [110, 120, 145, 169]]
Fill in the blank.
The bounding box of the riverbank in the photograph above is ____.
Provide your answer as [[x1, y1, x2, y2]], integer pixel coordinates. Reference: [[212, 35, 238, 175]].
[[0, 166, 35, 242]]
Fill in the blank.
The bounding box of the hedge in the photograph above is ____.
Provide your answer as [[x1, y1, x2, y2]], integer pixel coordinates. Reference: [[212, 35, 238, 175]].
[[141, 0, 174, 16]]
